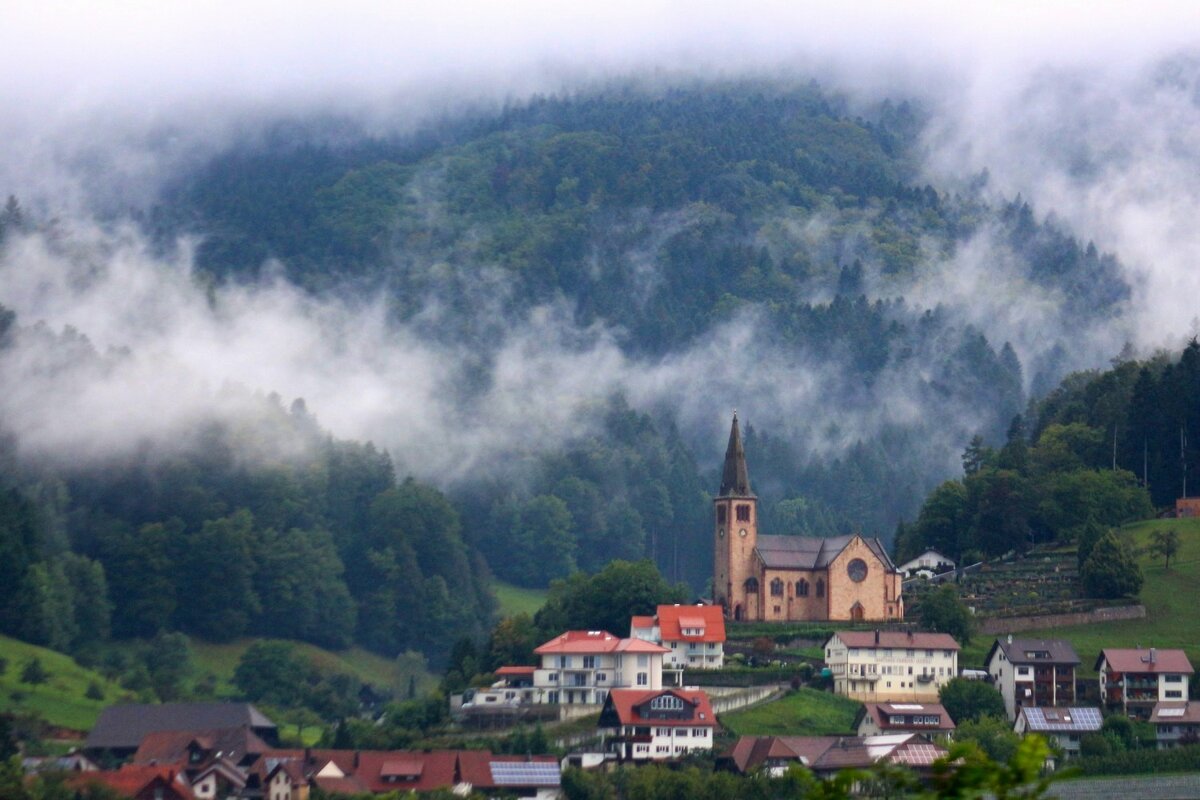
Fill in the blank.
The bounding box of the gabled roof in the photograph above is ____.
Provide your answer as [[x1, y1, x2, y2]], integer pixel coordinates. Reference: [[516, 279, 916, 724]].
[[535, 630, 668, 655], [728, 736, 838, 773], [1096, 648, 1195, 674], [857, 703, 955, 732], [986, 638, 1080, 668], [87, 703, 276, 751], [1017, 707, 1102, 733], [600, 689, 716, 727], [827, 630, 960, 651], [133, 726, 271, 767], [630, 615, 656, 629], [1150, 702, 1200, 724], [728, 735, 947, 773], [71, 765, 195, 799], [718, 413, 754, 497], [656, 604, 726, 643], [755, 534, 897, 571]]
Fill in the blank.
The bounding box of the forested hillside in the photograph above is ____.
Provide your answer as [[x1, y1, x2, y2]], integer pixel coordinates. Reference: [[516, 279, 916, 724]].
[[0, 82, 1142, 662]]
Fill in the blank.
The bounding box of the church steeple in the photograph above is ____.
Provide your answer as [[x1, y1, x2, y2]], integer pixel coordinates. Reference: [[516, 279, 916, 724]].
[[719, 412, 754, 497]]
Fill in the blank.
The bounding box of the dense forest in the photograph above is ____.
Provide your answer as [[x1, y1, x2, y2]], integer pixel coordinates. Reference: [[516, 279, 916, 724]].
[[0, 81, 1146, 664]]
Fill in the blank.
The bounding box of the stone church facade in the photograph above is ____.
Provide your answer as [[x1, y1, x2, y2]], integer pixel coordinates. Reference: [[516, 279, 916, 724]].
[[712, 414, 904, 623]]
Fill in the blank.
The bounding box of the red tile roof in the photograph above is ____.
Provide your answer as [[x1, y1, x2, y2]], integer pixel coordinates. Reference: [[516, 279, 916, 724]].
[[456, 752, 560, 789], [656, 604, 726, 643], [603, 689, 716, 727], [630, 615, 655, 628], [728, 735, 837, 772], [495, 666, 536, 677], [71, 765, 194, 799], [133, 727, 270, 766], [1097, 648, 1194, 674], [535, 630, 668, 655], [830, 631, 960, 650]]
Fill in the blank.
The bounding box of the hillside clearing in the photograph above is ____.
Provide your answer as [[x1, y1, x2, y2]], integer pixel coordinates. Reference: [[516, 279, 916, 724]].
[[719, 688, 860, 737]]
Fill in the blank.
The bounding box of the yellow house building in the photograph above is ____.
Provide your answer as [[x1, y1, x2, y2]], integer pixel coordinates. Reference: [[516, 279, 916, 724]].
[[824, 630, 960, 702]]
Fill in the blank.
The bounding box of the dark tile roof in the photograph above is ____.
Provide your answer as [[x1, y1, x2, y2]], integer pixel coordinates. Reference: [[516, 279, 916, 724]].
[[988, 638, 1081, 667], [718, 413, 754, 497], [86, 703, 276, 751], [755, 534, 897, 571], [132, 727, 270, 767]]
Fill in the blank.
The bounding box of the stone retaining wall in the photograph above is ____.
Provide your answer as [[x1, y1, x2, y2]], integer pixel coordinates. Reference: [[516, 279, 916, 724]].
[[980, 604, 1145, 635]]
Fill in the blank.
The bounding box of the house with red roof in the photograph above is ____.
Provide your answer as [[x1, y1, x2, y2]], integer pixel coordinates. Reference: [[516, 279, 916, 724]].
[[824, 630, 960, 702], [70, 764, 196, 800], [1097, 648, 1194, 719], [630, 604, 726, 670], [597, 688, 716, 761], [532, 630, 668, 706], [854, 702, 955, 737]]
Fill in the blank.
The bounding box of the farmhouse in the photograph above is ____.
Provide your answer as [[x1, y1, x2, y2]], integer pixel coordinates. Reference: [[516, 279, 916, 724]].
[[824, 630, 959, 702], [713, 414, 903, 622]]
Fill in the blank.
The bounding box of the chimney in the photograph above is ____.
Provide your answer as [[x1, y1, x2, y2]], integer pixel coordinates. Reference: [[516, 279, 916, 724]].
[[1150, 648, 1157, 664], [1007, 634, 1013, 645]]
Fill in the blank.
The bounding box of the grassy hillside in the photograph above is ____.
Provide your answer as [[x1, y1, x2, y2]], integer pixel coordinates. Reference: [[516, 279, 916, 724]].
[[493, 581, 547, 618], [719, 688, 861, 737], [0, 635, 126, 733], [960, 518, 1200, 673]]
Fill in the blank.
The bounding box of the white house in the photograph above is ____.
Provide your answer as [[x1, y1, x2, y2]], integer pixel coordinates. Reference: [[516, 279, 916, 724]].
[[824, 630, 959, 702], [1096, 648, 1194, 719], [532, 630, 668, 705], [597, 689, 715, 761], [897, 550, 955, 578], [985, 637, 1080, 721], [630, 604, 726, 671]]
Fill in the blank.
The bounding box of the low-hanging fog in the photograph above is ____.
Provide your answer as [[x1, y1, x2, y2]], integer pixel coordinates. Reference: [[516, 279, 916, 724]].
[[2, 2, 1200, 492]]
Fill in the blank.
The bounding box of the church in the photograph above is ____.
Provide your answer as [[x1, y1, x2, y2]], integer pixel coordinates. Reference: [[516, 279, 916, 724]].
[[712, 414, 904, 623]]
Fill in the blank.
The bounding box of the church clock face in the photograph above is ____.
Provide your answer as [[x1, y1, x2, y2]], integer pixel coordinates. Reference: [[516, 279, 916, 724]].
[[738, 528, 748, 538], [847, 558, 868, 582]]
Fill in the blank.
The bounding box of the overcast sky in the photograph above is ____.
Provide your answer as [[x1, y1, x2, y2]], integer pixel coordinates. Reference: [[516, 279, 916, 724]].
[[4, 2, 1200, 473]]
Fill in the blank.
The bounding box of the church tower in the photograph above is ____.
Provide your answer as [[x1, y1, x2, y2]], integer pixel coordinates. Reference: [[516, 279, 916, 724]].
[[713, 413, 758, 620]]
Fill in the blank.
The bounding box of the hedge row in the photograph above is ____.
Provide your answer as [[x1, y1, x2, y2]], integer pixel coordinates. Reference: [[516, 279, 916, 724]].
[[1076, 743, 1200, 776]]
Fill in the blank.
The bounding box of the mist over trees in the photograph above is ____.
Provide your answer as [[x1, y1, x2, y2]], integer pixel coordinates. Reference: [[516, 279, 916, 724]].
[[0, 82, 1153, 662]]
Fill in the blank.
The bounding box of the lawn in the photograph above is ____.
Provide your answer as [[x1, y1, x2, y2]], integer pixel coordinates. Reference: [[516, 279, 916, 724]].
[[960, 517, 1200, 674], [719, 688, 861, 736], [493, 580, 548, 617], [0, 635, 126, 733]]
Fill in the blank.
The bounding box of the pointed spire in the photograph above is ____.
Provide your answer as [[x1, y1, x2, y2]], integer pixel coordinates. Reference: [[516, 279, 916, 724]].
[[719, 412, 754, 497]]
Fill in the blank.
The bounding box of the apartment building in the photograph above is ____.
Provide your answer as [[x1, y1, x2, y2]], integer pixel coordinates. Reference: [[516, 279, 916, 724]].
[[985, 636, 1080, 721], [824, 630, 959, 702], [629, 604, 726, 671], [532, 631, 668, 706], [1096, 648, 1194, 719]]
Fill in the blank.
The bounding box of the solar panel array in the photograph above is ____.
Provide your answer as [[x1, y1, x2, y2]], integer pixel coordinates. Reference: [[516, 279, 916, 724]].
[[1025, 706, 1102, 731], [1158, 707, 1187, 718], [490, 761, 561, 786], [888, 744, 945, 766]]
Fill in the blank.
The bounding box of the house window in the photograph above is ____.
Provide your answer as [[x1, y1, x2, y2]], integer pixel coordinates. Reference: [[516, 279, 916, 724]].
[[797, 579, 809, 597], [816, 579, 825, 598], [650, 695, 685, 711], [559, 656, 571, 668], [637, 673, 648, 686], [1167, 690, 1183, 698], [736, 504, 751, 522], [583, 656, 596, 669], [1167, 675, 1184, 682]]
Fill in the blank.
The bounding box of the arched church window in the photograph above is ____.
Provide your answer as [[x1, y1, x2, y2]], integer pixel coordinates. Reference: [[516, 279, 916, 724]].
[[797, 579, 809, 597], [770, 578, 784, 597], [816, 578, 825, 598], [736, 504, 751, 522], [744, 577, 759, 593]]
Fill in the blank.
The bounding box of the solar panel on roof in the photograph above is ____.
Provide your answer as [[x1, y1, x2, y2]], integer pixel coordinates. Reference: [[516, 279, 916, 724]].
[[890, 704, 923, 710], [489, 762, 561, 786], [1158, 708, 1187, 717]]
